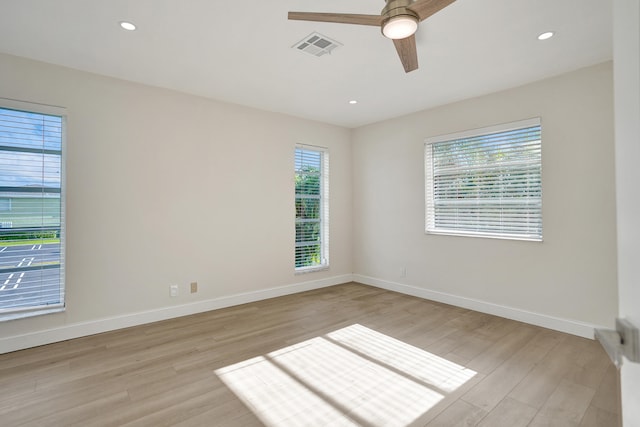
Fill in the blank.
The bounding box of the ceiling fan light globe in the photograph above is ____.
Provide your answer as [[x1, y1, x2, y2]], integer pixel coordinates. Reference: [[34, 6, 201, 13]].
[[382, 15, 418, 39]]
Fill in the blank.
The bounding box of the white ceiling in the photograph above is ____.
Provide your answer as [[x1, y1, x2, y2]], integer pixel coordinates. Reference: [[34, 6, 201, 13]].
[[0, 0, 612, 128]]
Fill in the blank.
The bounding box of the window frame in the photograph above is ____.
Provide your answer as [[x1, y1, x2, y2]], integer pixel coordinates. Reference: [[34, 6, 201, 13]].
[[294, 144, 329, 273], [424, 118, 542, 241], [0, 98, 66, 321]]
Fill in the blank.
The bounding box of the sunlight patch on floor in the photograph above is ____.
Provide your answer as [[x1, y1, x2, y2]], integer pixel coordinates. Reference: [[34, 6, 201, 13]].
[[215, 324, 476, 426], [327, 323, 476, 393]]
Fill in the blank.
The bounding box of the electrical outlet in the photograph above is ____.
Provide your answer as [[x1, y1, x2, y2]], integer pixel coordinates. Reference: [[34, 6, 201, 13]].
[[190, 281, 198, 293], [170, 284, 179, 297], [400, 267, 407, 278]]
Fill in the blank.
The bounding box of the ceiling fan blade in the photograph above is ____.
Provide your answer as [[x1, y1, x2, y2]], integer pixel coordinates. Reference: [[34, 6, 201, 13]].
[[393, 35, 419, 73], [288, 12, 383, 27], [407, 0, 456, 22]]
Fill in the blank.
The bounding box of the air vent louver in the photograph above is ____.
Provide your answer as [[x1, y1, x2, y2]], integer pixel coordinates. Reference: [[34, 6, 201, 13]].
[[293, 32, 342, 57]]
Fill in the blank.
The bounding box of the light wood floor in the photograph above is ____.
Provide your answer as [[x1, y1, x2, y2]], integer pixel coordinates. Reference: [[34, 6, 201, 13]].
[[0, 283, 620, 426]]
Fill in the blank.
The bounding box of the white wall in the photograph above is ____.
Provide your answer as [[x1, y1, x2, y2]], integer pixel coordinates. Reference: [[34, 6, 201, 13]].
[[0, 53, 353, 352], [0, 54, 620, 352], [352, 62, 618, 334], [614, 1, 640, 425]]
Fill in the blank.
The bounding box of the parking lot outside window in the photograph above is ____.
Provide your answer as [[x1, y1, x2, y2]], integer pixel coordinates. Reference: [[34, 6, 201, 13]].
[[0, 99, 65, 321]]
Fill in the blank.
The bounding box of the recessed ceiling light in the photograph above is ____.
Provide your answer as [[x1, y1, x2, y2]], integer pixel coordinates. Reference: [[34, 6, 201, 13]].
[[119, 21, 136, 31], [537, 31, 554, 41], [349, 100, 358, 105]]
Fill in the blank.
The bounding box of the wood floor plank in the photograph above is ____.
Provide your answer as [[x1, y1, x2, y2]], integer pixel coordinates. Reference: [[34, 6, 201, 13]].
[[579, 405, 620, 427], [408, 371, 486, 426], [424, 400, 487, 427], [447, 333, 494, 363], [465, 323, 539, 375], [460, 329, 566, 412], [528, 379, 596, 426], [562, 339, 611, 390], [508, 336, 586, 409], [29, 391, 131, 427], [173, 409, 264, 427], [589, 364, 621, 415], [0, 282, 621, 426], [0, 380, 132, 426], [476, 397, 538, 427], [121, 388, 244, 427]]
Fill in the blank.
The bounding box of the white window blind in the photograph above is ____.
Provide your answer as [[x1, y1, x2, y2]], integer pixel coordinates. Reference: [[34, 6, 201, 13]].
[[0, 100, 65, 320], [425, 118, 542, 241], [295, 145, 329, 271]]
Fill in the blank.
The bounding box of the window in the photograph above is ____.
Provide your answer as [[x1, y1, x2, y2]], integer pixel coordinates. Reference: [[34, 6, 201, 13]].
[[425, 118, 542, 241], [0, 99, 65, 320], [295, 145, 329, 271]]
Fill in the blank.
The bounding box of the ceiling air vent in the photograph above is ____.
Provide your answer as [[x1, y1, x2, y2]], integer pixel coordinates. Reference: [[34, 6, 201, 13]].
[[293, 32, 342, 57]]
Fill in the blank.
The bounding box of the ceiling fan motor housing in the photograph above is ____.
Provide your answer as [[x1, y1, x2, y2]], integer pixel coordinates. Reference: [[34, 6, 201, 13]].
[[381, 0, 420, 38], [381, 0, 419, 20]]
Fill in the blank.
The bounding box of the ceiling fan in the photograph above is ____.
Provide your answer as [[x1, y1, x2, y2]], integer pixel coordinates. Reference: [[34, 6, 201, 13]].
[[288, 0, 456, 73]]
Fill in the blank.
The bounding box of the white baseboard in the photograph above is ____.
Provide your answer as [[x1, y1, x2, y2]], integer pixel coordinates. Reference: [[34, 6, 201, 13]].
[[0, 274, 353, 354], [2, 273, 602, 353], [353, 274, 600, 339]]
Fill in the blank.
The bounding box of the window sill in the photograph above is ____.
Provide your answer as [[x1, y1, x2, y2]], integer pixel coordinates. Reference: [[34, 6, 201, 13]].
[[426, 229, 542, 242], [295, 265, 329, 275], [0, 306, 65, 322]]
